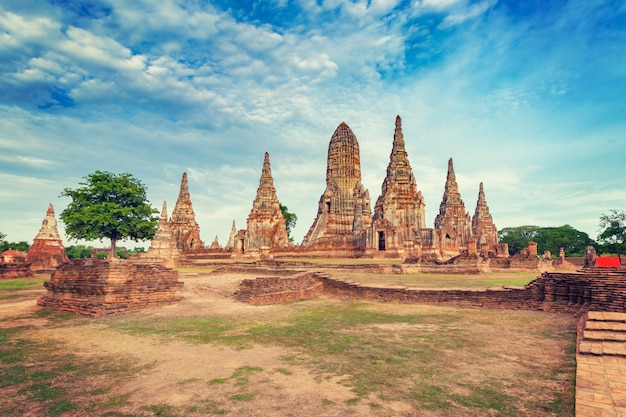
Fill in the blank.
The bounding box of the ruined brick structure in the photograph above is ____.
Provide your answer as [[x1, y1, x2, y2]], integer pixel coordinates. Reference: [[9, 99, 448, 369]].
[[368, 116, 426, 257], [146, 201, 181, 260], [145, 116, 514, 267], [38, 259, 183, 316], [433, 158, 472, 254], [471, 182, 498, 255], [169, 172, 204, 252], [241, 152, 290, 256], [0, 249, 33, 278], [234, 263, 626, 315], [302, 122, 372, 249], [26, 203, 69, 272]]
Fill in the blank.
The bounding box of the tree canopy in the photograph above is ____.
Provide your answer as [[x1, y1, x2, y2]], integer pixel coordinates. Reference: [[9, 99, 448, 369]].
[[598, 210, 626, 256], [498, 225, 595, 257], [60, 171, 159, 258], [280, 204, 297, 240]]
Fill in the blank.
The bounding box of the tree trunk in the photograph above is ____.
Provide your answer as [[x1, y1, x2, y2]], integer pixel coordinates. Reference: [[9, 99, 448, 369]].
[[110, 237, 117, 259]]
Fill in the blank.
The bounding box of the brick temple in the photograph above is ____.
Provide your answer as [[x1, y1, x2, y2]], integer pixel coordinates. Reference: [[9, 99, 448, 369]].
[[26, 203, 69, 272], [142, 115, 530, 266]]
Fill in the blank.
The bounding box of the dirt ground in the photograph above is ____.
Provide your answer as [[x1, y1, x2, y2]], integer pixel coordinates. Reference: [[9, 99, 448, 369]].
[[1, 271, 576, 416]]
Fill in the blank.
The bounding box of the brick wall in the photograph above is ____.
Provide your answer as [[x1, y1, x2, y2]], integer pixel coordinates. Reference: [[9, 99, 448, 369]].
[[234, 268, 626, 316]]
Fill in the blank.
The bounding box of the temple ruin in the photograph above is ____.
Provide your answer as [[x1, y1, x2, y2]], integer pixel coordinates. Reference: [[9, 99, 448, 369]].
[[301, 122, 372, 250], [26, 203, 69, 272], [167, 172, 204, 252], [238, 152, 290, 257], [145, 201, 180, 261], [367, 116, 426, 258], [132, 115, 570, 271]]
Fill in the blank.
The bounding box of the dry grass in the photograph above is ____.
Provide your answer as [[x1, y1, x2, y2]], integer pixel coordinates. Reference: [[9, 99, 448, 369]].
[[0, 269, 576, 416]]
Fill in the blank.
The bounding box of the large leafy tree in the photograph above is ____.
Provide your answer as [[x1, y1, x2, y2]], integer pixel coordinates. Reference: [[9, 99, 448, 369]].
[[498, 225, 595, 256], [60, 171, 159, 258], [598, 210, 626, 256]]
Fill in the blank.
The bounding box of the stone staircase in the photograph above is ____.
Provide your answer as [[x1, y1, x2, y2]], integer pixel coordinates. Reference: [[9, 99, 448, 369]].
[[579, 312, 626, 356], [576, 311, 626, 417]]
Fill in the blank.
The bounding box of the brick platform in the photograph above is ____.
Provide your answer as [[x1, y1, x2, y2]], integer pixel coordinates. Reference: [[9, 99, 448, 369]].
[[38, 259, 183, 317]]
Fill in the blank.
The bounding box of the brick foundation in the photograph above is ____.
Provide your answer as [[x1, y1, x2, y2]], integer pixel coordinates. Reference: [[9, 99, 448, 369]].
[[234, 266, 626, 315], [38, 259, 183, 317]]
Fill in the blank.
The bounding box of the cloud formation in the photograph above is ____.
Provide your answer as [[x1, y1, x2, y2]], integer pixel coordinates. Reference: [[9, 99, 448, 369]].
[[0, 0, 625, 247]]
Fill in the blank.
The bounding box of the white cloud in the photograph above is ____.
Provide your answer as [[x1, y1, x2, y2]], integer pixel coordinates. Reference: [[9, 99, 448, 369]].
[[438, 0, 496, 28]]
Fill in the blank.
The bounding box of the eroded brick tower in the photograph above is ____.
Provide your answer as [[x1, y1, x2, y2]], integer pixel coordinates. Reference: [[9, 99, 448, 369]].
[[26, 203, 69, 271], [170, 172, 204, 251], [369, 116, 426, 254], [302, 122, 372, 248], [471, 182, 498, 254], [434, 158, 472, 252], [244, 152, 290, 253]]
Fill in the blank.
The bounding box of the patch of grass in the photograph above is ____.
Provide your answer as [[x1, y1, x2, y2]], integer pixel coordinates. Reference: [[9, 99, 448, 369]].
[[322, 399, 335, 406], [229, 393, 254, 402], [145, 404, 178, 416], [47, 399, 78, 416], [0, 276, 48, 291], [0, 326, 147, 417], [105, 393, 132, 408], [275, 367, 292, 375], [208, 378, 227, 385], [330, 271, 538, 288], [188, 399, 227, 415]]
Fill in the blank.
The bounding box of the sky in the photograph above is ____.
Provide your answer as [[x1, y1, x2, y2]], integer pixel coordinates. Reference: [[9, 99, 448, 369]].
[[1, 0, 625, 249]]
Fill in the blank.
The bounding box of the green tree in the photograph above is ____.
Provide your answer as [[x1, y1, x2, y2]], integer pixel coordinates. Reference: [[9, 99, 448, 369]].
[[598, 210, 626, 256], [498, 225, 595, 256], [60, 171, 159, 258], [0, 241, 30, 252], [280, 204, 298, 240], [498, 226, 539, 255], [65, 245, 93, 259]]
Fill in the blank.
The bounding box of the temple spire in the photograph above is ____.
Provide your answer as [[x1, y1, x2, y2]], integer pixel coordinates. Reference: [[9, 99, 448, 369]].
[[177, 172, 190, 203], [392, 115, 406, 151], [159, 201, 168, 225], [260, 152, 274, 188]]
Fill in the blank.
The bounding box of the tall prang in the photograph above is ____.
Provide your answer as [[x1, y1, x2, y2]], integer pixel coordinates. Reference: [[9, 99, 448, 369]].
[[169, 172, 204, 251], [26, 203, 69, 271], [302, 122, 372, 248], [244, 152, 290, 254], [225, 220, 237, 250], [369, 116, 426, 254], [434, 158, 472, 251], [146, 201, 180, 260], [472, 182, 498, 254]]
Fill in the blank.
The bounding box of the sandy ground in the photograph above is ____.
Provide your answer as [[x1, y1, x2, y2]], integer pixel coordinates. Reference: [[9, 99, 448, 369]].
[[1, 271, 575, 416]]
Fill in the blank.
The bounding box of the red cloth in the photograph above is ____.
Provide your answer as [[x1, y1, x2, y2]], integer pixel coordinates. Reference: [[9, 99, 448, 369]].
[[596, 257, 621, 267]]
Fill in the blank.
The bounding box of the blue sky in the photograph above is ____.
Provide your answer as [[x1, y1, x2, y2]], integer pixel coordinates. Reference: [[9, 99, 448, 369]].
[[1, 0, 625, 248]]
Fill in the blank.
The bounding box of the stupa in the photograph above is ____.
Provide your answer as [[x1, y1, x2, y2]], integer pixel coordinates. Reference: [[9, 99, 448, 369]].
[[433, 158, 472, 252], [169, 172, 204, 251], [369, 116, 426, 255], [243, 152, 290, 255], [302, 122, 372, 249], [26, 203, 69, 271], [146, 201, 180, 260], [471, 182, 498, 255]]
